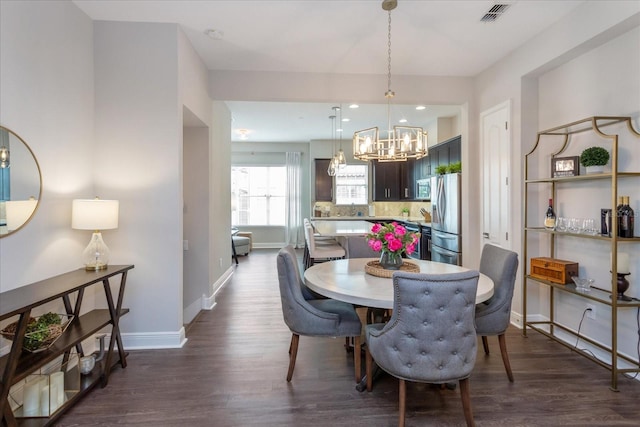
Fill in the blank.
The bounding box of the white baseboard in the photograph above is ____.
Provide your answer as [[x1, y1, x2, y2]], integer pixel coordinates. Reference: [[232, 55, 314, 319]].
[[202, 265, 234, 310], [253, 243, 286, 249], [120, 326, 187, 350]]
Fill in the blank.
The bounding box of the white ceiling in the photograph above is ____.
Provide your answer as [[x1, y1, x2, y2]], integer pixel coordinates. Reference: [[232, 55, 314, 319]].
[[73, 0, 585, 142]]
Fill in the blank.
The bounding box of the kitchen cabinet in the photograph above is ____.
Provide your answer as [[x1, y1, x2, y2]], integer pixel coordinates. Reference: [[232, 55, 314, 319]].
[[372, 161, 400, 201], [522, 116, 640, 391], [314, 159, 332, 201], [399, 161, 415, 200], [428, 135, 461, 176]]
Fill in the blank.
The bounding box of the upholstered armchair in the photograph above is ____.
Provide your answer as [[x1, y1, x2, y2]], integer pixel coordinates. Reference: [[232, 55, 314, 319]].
[[475, 244, 519, 382], [365, 270, 480, 427], [276, 245, 362, 382]]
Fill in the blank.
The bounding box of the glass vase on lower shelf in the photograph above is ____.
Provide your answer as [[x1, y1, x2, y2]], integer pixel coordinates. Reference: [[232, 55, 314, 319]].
[[379, 251, 403, 270]]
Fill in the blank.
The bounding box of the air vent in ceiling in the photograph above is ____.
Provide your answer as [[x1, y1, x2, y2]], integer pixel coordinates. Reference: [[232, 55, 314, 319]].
[[480, 3, 511, 22]]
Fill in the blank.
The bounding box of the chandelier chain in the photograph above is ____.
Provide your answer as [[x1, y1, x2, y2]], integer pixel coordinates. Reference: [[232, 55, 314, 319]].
[[387, 10, 392, 94]]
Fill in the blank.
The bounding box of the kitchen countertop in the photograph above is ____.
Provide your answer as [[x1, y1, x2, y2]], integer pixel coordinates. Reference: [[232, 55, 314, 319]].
[[311, 216, 431, 227]]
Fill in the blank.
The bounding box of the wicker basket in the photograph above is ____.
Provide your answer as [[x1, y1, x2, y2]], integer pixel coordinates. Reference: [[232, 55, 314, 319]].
[[364, 260, 420, 278], [1, 313, 74, 353]]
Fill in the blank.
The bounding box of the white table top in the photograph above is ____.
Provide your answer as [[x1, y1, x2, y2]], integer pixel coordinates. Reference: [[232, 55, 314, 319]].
[[304, 258, 494, 309], [311, 220, 373, 237]]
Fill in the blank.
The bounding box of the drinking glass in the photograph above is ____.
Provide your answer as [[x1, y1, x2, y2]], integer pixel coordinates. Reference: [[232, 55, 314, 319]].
[[556, 217, 567, 232], [583, 218, 598, 235], [568, 218, 581, 233]]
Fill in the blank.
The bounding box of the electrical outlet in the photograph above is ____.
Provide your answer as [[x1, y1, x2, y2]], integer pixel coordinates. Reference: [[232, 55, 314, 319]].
[[586, 304, 596, 320]]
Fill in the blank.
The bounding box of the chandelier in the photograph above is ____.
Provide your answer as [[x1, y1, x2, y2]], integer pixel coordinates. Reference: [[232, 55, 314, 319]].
[[353, 0, 427, 162]]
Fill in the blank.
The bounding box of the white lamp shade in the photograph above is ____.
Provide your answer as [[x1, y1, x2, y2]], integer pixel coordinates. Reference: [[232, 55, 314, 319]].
[[72, 199, 119, 230], [6, 199, 38, 231]]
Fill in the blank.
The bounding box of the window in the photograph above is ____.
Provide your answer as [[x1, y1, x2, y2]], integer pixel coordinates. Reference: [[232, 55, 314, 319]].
[[335, 164, 368, 205], [231, 166, 286, 225]]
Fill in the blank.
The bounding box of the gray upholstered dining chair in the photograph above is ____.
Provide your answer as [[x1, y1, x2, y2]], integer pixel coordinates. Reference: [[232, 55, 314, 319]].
[[475, 244, 519, 382], [276, 245, 362, 383], [365, 270, 480, 427]]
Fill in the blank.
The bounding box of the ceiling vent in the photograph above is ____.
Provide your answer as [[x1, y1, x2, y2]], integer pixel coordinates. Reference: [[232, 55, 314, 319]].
[[480, 3, 511, 22]]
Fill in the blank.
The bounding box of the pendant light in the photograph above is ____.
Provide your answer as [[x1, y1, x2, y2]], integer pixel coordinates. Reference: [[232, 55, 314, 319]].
[[353, 0, 427, 162], [327, 114, 337, 176], [336, 105, 347, 168]]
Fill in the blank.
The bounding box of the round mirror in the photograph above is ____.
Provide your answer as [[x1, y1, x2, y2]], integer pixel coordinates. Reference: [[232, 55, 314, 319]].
[[0, 126, 42, 237]]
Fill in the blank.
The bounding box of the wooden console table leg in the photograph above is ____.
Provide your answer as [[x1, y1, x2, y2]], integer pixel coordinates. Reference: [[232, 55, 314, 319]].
[[0, 311, 31, 426], [101, 271, 129, 386]]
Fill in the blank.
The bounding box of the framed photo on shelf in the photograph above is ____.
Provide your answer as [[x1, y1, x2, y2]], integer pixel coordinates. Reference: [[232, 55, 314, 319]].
[[551, 156, 580, 178]]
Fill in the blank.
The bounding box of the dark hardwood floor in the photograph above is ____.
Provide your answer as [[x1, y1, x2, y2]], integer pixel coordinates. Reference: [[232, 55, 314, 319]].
[[57, 249, 640, 426]]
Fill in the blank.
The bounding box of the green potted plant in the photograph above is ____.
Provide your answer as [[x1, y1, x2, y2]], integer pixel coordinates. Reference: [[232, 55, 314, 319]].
[[435, 164, 448, 175], [580, 146, 609, 173], [447, 161, 462, 174], [401, 207, 410, 218]]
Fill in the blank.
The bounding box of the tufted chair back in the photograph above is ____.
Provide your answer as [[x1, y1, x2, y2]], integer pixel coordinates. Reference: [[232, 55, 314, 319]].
[[474, 244, 519, 382], [276, 245, 362, 382], [367, 270, 479, 383], [475, 244, 519, 335], [277, 245, 338, 334]]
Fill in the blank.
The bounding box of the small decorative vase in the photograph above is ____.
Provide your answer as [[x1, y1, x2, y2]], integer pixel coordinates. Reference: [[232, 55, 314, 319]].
[[379, 251, 403, 270]]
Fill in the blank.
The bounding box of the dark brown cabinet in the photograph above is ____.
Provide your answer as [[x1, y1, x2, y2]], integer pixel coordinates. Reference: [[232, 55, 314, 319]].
[[314, 159, 332, 201], [373, 160, 416, 201], [399, 161, 415, 200], [417, 135, 462, 180], [372, 161, 400, 201]]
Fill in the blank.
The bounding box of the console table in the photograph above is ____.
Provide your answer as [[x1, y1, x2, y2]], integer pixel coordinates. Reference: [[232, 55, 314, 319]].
[[0, 265, 133, 426]]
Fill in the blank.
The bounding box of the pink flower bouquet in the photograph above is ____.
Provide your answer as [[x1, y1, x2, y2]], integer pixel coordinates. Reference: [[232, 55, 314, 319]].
[[366, 222, 419, 256]]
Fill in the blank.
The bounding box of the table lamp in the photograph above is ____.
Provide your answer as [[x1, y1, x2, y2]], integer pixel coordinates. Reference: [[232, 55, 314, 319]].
[[72, 198, 119, 270]]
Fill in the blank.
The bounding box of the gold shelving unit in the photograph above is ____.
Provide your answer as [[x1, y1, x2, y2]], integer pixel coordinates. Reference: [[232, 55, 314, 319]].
[[522, 116, 640, 391]]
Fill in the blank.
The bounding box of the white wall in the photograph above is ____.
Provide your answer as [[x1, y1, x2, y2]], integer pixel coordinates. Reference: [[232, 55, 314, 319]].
[[93, 21, 187, 346], [0, 1, 94, 290], [475, 0, 639, 355], [535, 27, 640, 360]]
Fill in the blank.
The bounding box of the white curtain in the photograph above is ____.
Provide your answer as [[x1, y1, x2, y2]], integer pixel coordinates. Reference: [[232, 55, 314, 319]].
[[285, 152, 304, 248]]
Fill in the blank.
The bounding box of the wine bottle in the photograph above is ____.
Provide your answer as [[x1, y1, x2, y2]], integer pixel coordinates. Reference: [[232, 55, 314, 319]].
[[544, 198, 556, 230], [618, 196, 635, 238]]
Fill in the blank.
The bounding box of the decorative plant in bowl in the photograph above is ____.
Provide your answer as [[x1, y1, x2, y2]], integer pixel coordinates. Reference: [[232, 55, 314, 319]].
[[366, 222, 419, 270], [580, 146, 609, 173]]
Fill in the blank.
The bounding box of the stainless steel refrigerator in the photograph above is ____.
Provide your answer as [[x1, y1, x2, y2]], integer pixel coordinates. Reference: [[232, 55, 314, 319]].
[[430, 173, 462, 265]]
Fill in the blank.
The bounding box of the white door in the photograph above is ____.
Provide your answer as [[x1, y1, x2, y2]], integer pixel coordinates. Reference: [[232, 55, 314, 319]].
[[480, 101, 511, 248]]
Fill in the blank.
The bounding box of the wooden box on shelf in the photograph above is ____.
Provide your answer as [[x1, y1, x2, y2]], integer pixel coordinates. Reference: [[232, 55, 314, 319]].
[[530, 257, 579, 284]]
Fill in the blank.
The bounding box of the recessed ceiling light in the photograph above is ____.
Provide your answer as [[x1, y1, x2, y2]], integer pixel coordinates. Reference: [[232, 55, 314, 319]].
[[416, 105, 426, 110], [342, 118, 350, 122], [399, 118, 407, 123], [204, 29, 224, 40], [336, 128, 343, 133], [235, 129, 251, 140], [349, 104, 359, 109]]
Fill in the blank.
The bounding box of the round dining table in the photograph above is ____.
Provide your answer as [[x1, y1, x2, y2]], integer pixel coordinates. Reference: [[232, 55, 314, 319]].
[[303, 258, 494, 309]]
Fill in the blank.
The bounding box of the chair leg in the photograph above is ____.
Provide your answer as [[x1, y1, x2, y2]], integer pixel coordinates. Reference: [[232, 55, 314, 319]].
[[365, 347, 373, 392], [286, 333, 299, 382], [459, 377, 475, 427], [398, 379, 406, 427], [481, 335, 490, 354], [353, 335, 361, 383], [498, 333, 514, 382]]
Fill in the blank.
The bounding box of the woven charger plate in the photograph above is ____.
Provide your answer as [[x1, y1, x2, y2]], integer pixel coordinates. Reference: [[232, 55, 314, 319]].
[[365, 260, 420, 278]]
